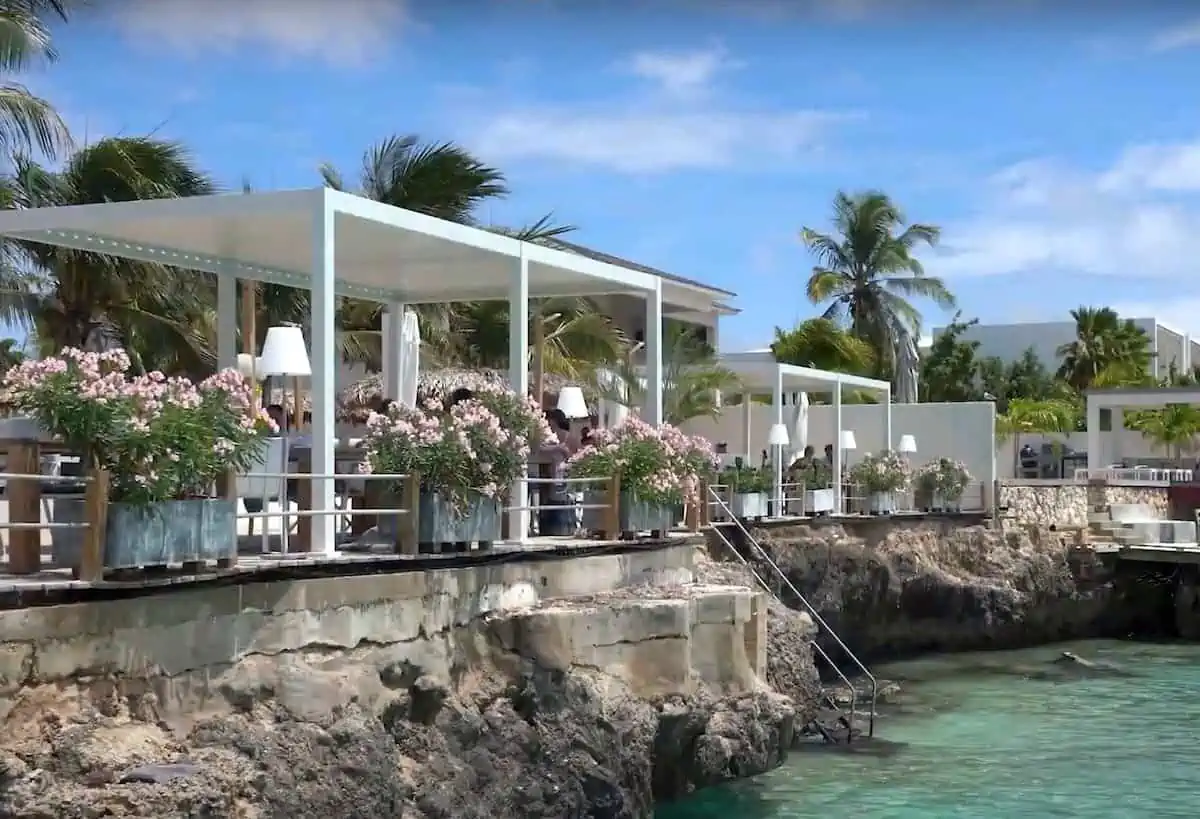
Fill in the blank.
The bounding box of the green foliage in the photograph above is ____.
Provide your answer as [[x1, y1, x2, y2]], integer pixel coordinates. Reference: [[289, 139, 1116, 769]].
[[1124, 404, 1200, 462], [721, 464, 770, 494]]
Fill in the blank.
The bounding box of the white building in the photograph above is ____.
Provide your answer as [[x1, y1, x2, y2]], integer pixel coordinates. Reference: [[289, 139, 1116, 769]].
[[928, 317, 1200, 379]]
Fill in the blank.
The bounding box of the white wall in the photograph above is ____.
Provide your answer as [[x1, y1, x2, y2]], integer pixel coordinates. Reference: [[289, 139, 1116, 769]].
[[591, 294, 720, 359], [996, 423, 1198, 478], [681, 400, 997, 485], [930, 316, 1186, 378]]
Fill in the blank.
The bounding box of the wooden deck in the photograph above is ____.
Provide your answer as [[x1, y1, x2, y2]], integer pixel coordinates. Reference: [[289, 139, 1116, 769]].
[[0, 531, 702, 608]]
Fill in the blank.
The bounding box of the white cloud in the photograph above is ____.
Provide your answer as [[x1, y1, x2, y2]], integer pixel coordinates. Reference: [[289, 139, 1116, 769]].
[[621, 45, 737, 98], [110, 0, 412, 66], [1150, 18, 1200, 52], [934, 138, 1200, 281], [460, 45, 853, 174], [1108, 298, 1200, 338]]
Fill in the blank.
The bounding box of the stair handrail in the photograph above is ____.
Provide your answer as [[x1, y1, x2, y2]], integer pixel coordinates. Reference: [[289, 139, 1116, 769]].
[[707, 485, 878, 738], [706, 520, 862, 742]]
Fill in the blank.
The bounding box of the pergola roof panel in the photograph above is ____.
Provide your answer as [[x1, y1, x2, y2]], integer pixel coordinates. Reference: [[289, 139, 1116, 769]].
[[720, 352, 892, 394], [0, 187, 719, 308]]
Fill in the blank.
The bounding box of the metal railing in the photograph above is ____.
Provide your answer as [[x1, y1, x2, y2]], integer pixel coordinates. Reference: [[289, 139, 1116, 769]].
[[707, 484, 877, 742], [708, 479, 990, 520]]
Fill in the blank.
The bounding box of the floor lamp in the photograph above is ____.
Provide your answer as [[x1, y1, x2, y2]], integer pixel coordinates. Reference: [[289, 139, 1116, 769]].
[[258, 325, 312, 554]]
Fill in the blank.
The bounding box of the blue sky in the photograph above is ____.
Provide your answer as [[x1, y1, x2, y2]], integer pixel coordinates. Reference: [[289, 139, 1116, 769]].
[[26, 0, 1200, 350]]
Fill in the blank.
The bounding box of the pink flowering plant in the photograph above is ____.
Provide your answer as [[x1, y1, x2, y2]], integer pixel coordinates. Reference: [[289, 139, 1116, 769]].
[[914, 457, 972, 499], [847, 450, 911, 494], [361, 385, 554, 512], [1, 348, 275, 504], [566, 418, 716, 506]]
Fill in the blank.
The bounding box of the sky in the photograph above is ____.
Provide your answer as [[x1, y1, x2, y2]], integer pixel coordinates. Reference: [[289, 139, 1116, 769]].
[[23, 0, 1200, 351]]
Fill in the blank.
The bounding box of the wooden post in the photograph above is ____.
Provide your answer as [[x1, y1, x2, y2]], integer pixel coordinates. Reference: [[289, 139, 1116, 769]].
[[294, 449, 312, 552], [532, 305, 545, 405], [602, 473, 621, 540], [214, 469, 237, 569], [352, 479, 381, 537], [79, 468, 109, 582], [699, 479, 711, 526], [397, 472, 420, 555], [6, 439, 42, 574]]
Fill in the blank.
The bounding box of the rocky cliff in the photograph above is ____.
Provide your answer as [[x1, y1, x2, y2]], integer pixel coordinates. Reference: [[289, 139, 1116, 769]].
[[726, 519, 1171, 664], [0, 582, 807, 819]]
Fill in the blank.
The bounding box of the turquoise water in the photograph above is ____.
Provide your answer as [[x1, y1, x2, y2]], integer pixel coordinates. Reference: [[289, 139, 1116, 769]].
[[659, 641, 1200, 818]]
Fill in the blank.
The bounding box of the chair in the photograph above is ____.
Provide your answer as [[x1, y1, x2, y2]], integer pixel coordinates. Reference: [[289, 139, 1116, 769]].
[[237, 437, 291, 553]]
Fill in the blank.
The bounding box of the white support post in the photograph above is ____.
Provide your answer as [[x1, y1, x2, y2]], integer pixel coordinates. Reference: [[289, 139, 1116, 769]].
[[1086, 396, 1101, 473], [741, 392, 752, 462], [217, 274, 237, 370], [883, 390, 892, 452], [310, 190, 337, 555], [382, 301, 404, 402], [643, 279, 664, 426], [508, 249, 530, 544], [772, 367, 784, 516], [834, 381, 844, 514]]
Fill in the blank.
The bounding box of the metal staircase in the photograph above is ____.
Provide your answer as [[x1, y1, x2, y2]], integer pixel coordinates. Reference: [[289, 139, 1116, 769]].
[[706, 486, 878, 744]]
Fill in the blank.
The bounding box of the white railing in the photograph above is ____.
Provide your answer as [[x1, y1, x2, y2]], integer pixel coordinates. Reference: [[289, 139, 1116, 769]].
[[707, 479, 990, 520], [1073, 467, 1190, 483]]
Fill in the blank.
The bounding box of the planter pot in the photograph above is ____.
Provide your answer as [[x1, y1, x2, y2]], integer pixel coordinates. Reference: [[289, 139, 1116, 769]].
[[930, 492, 962, 513], [582, 491, 674, 536], [385, 490, 500, 553], [868, 491, 896, 516], [730, 492, 768, 519], [52, 498, 235, 570], [804, 488, 835, 515]]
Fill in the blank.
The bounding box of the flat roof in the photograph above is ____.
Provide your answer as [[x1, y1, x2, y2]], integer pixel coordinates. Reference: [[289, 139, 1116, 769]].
[[0, 187, 727, 313], [719, 352, 892, 394], [1085, 385, 1200, 408]]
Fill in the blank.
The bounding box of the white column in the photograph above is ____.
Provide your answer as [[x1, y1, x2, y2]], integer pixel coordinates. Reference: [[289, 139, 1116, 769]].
[[217, 274, 237, 370], [834, 381, 844, 514], [741, 392, 752, 462], [508, 249, 530, 544], [772, 367, 784, 516], [382, 301, 404, 401], [643, 279, 664, 425], [310, 190, 337, 555], [1086, 396, 1101, 472], [883, 390, 892, 452]]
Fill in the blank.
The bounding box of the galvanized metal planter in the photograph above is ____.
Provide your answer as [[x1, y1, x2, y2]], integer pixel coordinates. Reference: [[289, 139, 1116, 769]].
[[52, 498, 236, 570], [582, 490, 674, 536], [411, 491, 501, 552]]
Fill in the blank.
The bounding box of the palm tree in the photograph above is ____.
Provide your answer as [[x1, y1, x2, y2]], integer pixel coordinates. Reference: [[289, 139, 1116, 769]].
[[0, 136, 217, 369], [995, 397, 1079, 476], [601, 325, 741, 425], [1056, 307, 1153, 390], [802, 190, 954, 371], [1125, 404, 1200, 465], [320, 134, 586, 370], [0, 0, 72, 159], [770, 318, 875, 374]]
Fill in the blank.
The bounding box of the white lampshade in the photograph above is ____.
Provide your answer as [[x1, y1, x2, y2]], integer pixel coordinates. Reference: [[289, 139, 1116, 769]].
[[258, 326, 311, 377], [839, 430, 857, 450], [767, 423, 790, 447], [898, 434, 918, 454], [235, 353, 262, 380], [557, 386, 589, 419]]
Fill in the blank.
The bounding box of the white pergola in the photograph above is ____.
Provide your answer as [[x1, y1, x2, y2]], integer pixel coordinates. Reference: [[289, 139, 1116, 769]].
[[0, 186, 721, 552], [719, 352, 893, 512], [1086, 386, 1200, 471]]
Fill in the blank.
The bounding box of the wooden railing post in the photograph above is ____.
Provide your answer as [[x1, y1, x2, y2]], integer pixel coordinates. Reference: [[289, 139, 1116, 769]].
[[602, 473, 621, 540], [79, 468, 109, 582], [397, 472, 420, 555], [7, 438, 42, 574], [699, 479, 711, 527], [294, 450, 312, 552], [685, 487, 701, 532]]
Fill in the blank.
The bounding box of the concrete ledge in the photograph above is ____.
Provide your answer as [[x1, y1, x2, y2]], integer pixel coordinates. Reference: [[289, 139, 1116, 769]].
[[0, 543, 697, 692]]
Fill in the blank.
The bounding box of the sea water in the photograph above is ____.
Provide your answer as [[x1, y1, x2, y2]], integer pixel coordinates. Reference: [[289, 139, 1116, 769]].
[[658, 640, 1200, 819]]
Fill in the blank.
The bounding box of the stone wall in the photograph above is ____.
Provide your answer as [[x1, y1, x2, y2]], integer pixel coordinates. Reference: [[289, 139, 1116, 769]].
[[999, 480, 1169, 528]]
